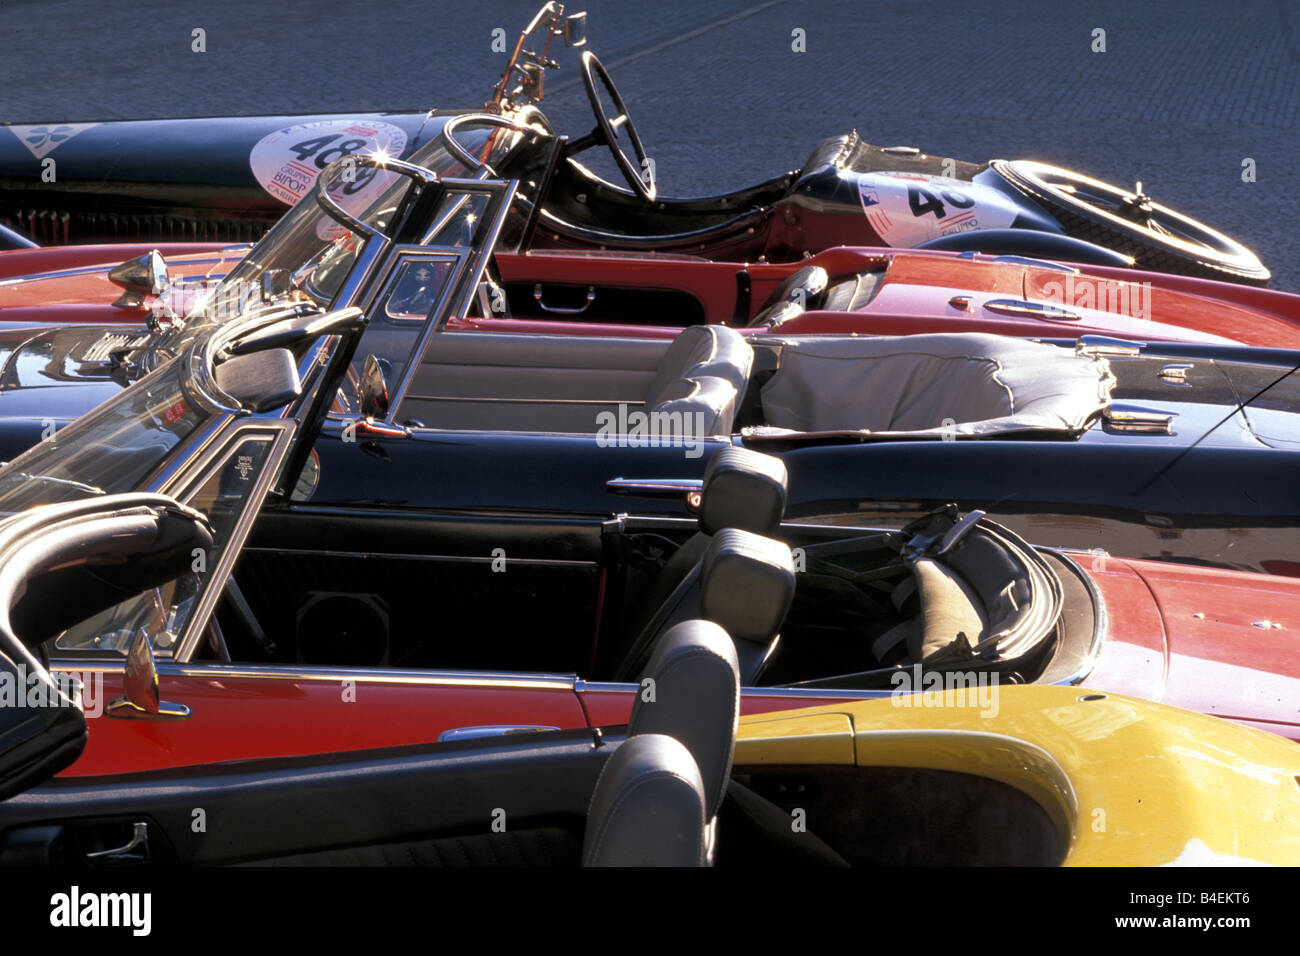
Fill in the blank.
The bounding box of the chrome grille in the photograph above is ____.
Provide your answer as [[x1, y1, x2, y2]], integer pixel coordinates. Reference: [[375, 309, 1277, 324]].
[[82, 332, 151, 364]]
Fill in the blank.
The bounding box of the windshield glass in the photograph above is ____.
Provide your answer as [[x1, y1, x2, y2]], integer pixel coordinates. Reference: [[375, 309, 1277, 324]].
[[0, 356, 214, 514], [164, 122, 523, 351]]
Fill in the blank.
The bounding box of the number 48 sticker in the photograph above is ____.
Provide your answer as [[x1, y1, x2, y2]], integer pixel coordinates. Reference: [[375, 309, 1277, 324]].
[[250, 119, 409, 206], [857, 172, 1020, 246], [907, 183, 975, 219]]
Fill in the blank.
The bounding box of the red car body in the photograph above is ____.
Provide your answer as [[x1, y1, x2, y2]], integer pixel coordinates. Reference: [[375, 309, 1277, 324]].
[[5, 242, 1300, 348], [55, 552, 1300, 779]]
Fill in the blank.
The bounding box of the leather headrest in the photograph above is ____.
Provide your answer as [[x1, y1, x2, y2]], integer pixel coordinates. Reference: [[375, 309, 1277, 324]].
[[699, 528, 795, 645], [649, 375, 739, 440], [583, 733, 707, 867], [628, 619, 740, 818], [699, 446, 788, 536]]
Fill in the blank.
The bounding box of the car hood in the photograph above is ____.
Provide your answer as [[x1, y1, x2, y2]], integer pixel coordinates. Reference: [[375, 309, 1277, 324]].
[[0, 324, 132, 444], [1091, 556, 1300, 737], [0, 243, 230, 325]]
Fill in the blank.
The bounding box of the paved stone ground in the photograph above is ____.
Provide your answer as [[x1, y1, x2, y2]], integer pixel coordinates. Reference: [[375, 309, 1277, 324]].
[[1, 0, 1296, 288]]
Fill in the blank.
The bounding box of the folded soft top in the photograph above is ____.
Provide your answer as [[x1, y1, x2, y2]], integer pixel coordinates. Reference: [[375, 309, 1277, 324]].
[[748, 332, 1116, 439]]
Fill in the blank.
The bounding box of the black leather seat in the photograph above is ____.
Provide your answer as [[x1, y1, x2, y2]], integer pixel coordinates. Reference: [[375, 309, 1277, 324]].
[[582, 733, 707, 866], [615, 524, 794, 685], [585, 619, 741, 866], [627, 619, 739, 822], [616, 445, 789, 680]]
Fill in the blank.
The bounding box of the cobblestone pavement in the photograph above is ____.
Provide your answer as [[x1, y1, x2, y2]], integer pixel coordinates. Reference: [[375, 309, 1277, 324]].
[[1, 0, 1296, 289]]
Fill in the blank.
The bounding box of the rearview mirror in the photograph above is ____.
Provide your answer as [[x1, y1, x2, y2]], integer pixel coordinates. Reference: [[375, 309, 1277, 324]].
[[261, 269, 291, 301], [108, 250, 170, 309], [360, 354, 392, 419], [564, 12, 588, 47], [519, 61, 545, 99], [214, 348, 302, 412]]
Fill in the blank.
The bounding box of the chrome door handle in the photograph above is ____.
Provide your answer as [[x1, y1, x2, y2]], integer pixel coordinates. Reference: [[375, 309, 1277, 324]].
[[438, 725, 559, 742], [85, 822, 150, 864], [982, 298, 1082, 321], [533, 283, 596, 314], [606, 477, 704, 511]]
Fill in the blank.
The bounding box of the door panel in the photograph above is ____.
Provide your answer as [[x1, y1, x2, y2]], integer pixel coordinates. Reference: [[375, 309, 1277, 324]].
[[0, 730, 608, 866], [52, 665, 588, 777]]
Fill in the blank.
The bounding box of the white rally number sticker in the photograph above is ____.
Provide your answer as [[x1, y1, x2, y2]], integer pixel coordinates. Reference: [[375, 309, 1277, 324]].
[[249, 119, 408, 206], [856, 172, 1021, 247]]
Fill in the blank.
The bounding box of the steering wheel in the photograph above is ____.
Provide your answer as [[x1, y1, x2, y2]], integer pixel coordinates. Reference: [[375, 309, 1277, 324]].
[[573, 51, 656, 201]]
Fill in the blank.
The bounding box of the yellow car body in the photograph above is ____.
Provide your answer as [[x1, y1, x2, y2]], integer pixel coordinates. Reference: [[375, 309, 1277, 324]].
[[734, 684, 1300, 866]]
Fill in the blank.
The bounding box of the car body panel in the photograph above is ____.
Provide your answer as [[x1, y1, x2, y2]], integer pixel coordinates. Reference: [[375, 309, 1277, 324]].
[[734, 687, 1300, 865], [57, 664, 589, 777], [1129, 559, 1300, 733]]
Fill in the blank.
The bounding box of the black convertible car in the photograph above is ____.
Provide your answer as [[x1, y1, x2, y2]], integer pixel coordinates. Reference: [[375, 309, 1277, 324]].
[[0, 148, 1294, 574]]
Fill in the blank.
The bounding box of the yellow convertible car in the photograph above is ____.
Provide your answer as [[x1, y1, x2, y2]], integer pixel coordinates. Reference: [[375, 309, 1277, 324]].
[[731, 683, 1300, 866]]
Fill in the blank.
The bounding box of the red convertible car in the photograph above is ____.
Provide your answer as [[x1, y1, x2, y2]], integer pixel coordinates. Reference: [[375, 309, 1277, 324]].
[[4, 235, 1300, 348]]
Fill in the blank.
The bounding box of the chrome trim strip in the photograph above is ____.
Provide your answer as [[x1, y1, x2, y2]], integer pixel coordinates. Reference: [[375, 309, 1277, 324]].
[[575, 678, 895, 701], [57, 660, 578, 690], [240, 546, 597, 568]]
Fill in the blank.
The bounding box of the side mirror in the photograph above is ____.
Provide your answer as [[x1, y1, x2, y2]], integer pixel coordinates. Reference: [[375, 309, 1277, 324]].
[[108, 250, 170, 310], [106, 629, 190, 720], [564, 11, 588, 47], [359, 354, 392, 420]]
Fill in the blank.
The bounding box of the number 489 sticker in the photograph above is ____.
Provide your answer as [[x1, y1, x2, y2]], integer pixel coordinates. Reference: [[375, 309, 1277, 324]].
[[856, 171, 1020, 247], [249, 119, 409, 206]]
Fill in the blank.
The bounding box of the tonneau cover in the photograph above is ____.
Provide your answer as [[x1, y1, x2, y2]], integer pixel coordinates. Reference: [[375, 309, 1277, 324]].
[[749, 333, 1115, 440]]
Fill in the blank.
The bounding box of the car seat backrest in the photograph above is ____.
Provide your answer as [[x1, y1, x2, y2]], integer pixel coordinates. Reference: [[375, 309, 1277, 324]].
[[616, 527, 795, 685], [627, 619, 740, 820], [645, 325, 754, 409], [583, 733, 707, 866]]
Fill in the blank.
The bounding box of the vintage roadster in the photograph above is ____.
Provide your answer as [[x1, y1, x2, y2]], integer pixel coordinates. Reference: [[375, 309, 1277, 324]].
[[0, 3, 1273, 287], [0, 493, 1297, 866]]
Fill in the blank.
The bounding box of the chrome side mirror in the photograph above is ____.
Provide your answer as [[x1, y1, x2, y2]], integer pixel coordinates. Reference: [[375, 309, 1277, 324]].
[[106, 629, 190, 720], [564, 11, 587, 47], [359, 354, 391, 420], [108, 250, 170, 310]]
